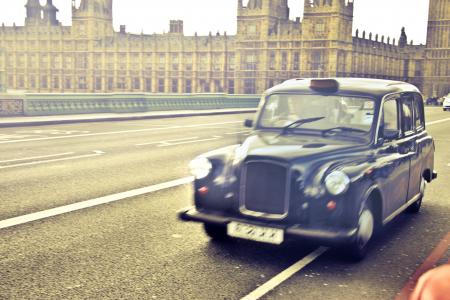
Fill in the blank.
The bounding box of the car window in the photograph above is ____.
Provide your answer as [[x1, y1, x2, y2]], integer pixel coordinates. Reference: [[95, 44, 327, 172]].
[[414, 94, 425, 130], [259, 94, 375, 132], [382, 99, 399, 138], [400, 96, 414, 135]]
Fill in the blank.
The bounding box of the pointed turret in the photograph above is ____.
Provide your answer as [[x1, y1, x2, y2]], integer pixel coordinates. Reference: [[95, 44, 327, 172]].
[[43, 0, 59, 26], [398, 27, 407, 48], [25, 0, 42, 26]]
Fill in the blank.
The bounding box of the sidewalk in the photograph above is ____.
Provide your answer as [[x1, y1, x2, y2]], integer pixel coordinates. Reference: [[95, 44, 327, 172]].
[[0, 108, 257, 127]]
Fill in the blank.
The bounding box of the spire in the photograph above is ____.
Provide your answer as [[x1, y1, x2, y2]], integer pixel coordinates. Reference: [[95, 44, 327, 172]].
[[25, 0, 42, 25], [399, 27, 407, 48], [43, 0, 59, 26]]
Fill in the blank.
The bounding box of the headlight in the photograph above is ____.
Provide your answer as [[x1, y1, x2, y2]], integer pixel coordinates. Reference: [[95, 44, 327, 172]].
[[324, 171, 350, 196], [189, 157, 212, 179]]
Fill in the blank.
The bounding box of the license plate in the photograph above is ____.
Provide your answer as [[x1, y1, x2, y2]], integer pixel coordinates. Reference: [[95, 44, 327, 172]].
[[227, 222, 284, 245]]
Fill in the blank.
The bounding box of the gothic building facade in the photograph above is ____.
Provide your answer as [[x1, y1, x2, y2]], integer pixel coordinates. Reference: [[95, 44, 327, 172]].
[[0, 0, 448, 97]]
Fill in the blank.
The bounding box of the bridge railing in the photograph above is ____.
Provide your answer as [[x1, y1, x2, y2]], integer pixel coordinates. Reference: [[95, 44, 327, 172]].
[[0, 93, 261, 117]]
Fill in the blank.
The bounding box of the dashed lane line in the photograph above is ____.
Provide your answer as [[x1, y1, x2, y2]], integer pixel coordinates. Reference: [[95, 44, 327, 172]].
[[0, 151, 105, 170], [158, 137, 221, 147], [136, 137, 199, 146], [0, 152, 74, 164], [0, 121, 242, 145], [0, 176, 194, 230], [241, 247, 328, 300]]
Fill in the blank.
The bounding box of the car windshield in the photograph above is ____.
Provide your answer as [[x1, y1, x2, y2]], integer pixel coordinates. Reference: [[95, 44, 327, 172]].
[[258, 94, 375, 135]]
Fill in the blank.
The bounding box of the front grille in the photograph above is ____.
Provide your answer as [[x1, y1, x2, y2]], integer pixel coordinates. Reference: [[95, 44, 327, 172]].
[[240, 160, 289, 217]]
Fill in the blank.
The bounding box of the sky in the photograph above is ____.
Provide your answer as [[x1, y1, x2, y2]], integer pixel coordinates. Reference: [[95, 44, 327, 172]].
[[0, 0, 430, 44]]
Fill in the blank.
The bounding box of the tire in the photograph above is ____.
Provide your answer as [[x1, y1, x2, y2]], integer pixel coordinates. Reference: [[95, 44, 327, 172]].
[[347, 203, 375, 261], [407, 177, 425, 213], [203, 224, 228, 240]]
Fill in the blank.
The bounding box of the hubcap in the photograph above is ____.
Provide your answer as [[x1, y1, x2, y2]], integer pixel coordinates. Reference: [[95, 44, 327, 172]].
[[357, 209, 374, 248]]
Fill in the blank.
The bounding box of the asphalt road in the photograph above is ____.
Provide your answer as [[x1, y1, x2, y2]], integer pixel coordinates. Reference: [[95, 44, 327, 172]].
[[0, 108, 449, 300]]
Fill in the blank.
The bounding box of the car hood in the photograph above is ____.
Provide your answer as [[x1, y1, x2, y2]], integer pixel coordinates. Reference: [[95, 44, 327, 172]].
[[237, 132, 369, 163]]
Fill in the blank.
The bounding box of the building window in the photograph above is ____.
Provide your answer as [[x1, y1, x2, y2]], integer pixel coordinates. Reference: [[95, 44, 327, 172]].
[[133, 78, 140, 90], [65, 78, 71, 89], [185, 53, 193, 71], [40, 55, 48, 69], [228, 54, 235, 71], [95, 77, 102, 90], [117, 77, 126, 89], [281, 52, 288, 71], [18, 75, 25, 88], [198, 54, 208, 71], [107, 77, 114, 90], [41, 75, 48, 89], [158, 79, 165, 92], [214, 80, 223, 92], [293, 52, 300, 71], [172, 54, 179, 71], [228, 80, 234, 94], [53, 76, 59, 89], [243, 53, 257, 70], [213, 54, 221, 71], [78, 76, 87, 89], [269, 51, 276, 70], [244, 79, 256, 94], [315, 22, 325, 35], [76, 55, 88, 69], [145, 79, 152, 92], [158, 54, 166, 71], [199, 79, 210, 92], [30, 76, 36, 88], [185, 79, 192, 93], [171, 79, 178, 93], [144, 53, 152, 71], [94, 54, 102, 69], [64, 56, 73, 69]]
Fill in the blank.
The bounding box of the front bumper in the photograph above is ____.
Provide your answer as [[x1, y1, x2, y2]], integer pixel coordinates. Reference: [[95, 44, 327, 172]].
[[178, 206, 358, 245]]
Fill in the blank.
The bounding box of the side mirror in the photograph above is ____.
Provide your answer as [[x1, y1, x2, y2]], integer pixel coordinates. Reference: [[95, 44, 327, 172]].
[[244, 119, 253, 128], [383, 129, 400, 140]]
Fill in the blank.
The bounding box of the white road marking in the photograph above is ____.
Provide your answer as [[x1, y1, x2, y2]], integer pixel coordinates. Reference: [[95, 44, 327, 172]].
[[0, 121, 242, 145], [241, 247, 328, 300], [426, 118, 450, 126], [225, 131, 251, 135], [158, 137, 221, 147], [0, 152, 75, 164], [0, 177, 193, 230], [0, 151, 105, 170], [136, 137, 199, 146]]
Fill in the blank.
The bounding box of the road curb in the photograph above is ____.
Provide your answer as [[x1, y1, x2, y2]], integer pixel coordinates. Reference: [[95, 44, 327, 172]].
[[0, 109, 257, 128]]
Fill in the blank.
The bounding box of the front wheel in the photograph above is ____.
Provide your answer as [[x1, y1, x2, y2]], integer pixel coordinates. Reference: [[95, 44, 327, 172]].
[[203, 224, 228, 240], [347, 204, 375, 261], [407, 177, 425, 213]]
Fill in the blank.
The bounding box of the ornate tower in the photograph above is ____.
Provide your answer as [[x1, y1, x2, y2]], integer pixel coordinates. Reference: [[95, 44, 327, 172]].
[[72, 0, 113, 37], [236, 0, 297, 93], [25, 0, 42, 26], [423, 0, 450, 97], [301, 0, 354, 77], [43, 0, 59, 26]]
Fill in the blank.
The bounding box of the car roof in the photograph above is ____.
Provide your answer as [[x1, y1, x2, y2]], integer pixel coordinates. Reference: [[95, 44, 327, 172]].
[[266, 78, 420, 99]]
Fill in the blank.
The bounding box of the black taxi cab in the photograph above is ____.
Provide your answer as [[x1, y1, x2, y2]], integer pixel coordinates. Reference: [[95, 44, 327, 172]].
[[178, 78, 437, 260]]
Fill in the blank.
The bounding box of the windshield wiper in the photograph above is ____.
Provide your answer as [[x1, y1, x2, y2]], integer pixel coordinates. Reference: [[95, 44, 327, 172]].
[[279, 117, 325, 136], [321, 126, 367, 137]]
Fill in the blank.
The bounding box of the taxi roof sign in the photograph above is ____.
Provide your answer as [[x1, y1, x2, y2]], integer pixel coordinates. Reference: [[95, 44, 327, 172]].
[[310, 79, 339, 92]]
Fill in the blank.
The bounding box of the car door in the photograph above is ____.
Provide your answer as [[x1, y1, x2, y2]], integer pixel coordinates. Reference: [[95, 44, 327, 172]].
[[379, 96, 412, 217], [407, 93, 426, 199]]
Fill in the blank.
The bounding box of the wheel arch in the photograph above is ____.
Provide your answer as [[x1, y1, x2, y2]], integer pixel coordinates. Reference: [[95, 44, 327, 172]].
[[362, 185, 383, 228]]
